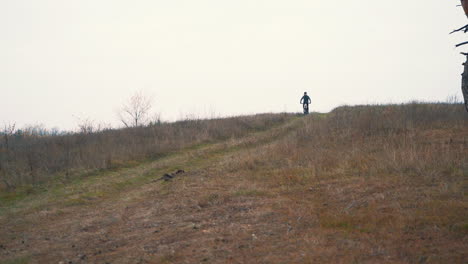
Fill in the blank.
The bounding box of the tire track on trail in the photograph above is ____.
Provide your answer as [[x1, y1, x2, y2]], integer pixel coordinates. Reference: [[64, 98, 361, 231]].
[[0, 116, 306, 264]]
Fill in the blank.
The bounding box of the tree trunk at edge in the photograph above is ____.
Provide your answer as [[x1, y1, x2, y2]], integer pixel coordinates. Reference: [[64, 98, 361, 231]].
[[462, 55, 468, 112]]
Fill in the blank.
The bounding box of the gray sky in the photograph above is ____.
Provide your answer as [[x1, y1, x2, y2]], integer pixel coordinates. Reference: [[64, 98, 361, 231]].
[[1, 0, 467, 129]]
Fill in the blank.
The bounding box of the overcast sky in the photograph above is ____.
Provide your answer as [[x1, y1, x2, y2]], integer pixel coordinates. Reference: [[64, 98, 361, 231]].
[[1, 0, 467, 130]]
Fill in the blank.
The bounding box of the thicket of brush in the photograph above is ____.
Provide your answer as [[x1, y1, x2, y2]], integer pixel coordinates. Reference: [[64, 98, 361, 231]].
[[0, 114, 292, 190]]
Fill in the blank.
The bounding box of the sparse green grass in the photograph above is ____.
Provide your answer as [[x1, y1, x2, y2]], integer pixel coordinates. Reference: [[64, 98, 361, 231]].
[[1, 256, 30, 264]]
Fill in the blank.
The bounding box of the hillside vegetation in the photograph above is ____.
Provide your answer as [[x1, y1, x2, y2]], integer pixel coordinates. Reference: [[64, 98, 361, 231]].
[[0, 103, 466, 264], [0, 114, 292, 190]]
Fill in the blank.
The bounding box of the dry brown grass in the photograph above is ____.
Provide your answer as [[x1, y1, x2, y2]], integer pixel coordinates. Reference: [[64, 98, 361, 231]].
[[0, 103, 466, 263], [219, 103, 467, 263]]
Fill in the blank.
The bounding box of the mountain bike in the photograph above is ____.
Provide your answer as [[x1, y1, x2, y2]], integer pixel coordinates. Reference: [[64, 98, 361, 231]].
[[302, 103, 309, 115]]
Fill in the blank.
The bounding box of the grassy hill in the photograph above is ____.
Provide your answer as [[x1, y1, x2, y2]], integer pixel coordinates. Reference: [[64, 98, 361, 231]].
[[0, 103, 466, 263]]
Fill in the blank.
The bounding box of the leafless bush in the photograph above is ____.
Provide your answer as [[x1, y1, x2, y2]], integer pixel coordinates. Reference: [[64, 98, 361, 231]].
[[118, 91, 154, 127]]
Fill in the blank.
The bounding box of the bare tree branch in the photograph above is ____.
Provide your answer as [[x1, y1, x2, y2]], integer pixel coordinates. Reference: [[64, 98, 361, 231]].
[[118, 91, 154, 127], [456, 41, 468, 47], [450, 24, 468, 34]]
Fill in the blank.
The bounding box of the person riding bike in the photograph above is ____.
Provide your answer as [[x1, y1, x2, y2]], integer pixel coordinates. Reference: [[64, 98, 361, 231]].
[[300, 92, 311, 114]]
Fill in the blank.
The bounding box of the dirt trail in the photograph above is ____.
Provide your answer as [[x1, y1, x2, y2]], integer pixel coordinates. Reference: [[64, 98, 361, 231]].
[[0, 118, 304, 264]]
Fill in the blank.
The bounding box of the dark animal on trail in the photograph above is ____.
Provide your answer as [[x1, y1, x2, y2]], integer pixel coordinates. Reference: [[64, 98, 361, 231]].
[[154, 169, 186, 182]]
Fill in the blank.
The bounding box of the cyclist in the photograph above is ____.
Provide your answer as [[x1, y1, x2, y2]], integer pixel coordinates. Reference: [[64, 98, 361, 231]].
[[300, 92, 311, 114]]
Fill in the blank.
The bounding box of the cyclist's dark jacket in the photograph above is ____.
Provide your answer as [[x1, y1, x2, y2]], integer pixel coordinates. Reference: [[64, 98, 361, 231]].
[[301, 95, 311, 105]]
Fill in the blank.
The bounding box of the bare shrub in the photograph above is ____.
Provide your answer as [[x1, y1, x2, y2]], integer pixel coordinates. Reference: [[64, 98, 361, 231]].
[[118, 91, 154, 127]]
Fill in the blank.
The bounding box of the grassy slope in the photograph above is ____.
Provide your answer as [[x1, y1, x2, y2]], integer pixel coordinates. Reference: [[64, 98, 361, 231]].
[[0, 105, 466, 264]]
